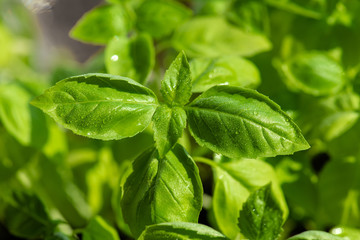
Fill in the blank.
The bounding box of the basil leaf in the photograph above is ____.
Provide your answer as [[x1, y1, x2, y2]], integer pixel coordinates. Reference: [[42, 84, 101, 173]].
[[238, 184, 283, 240], [161, 52, 192, 106], [211, 157, 287, 239], [2, 192, 55, 239], [328, 122, 360, 159], [186, 86, 309, 159], [152, 105, 187, 158], [70, 5, 129, 45], [138, 222, 229, 240], [45, 232, 74, 240], [288, 230, 345, 240], [279, 52, 346, 96], [266, 0, 325, 19], [0, 130, 34, 182], [121, 145, 203, 238], [136, 0, 192, 39], [31, 73, 158, 140], [0, 83, 48, 147], [227, 0, 269, 34], [172, 16, 271, 58], [112, 160, 132, 236], [105, 34, 155, 84], [274, 156, 317, 220], [318, 157, 360, 227], [82, 216, 120, 240], [297, 91, 360, 141], [37, 155, 92, 228], [190, 56, 260, 93]]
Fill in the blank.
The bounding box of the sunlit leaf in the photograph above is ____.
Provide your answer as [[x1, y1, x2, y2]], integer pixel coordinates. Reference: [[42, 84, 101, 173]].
[[211, 157, 287, 239], [190, 56, 260, 93], [172, 16, 271, 58], [238, 184, 283, 240], [70, 4, 129, 45], [161, 51, 192, 106], [82, 216, 120, 240], [186, 86, 309, 158], [136, 0, 192, 38], [152, 105, 187, 158], [32, 73, 158, 140], [105, 34, 155, 84], [121, 145, 203, 237], [138, 222, 229, 240]]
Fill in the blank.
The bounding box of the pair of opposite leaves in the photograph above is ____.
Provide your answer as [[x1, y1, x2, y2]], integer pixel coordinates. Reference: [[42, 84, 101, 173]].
[[32, 52, 309, 159]]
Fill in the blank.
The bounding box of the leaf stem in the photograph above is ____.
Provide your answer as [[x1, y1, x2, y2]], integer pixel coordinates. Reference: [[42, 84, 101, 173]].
[[193, 156, 219, 169]]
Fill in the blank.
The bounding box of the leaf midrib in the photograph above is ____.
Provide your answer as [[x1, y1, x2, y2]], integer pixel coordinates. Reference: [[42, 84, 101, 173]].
[[184, 105, 298, 145]]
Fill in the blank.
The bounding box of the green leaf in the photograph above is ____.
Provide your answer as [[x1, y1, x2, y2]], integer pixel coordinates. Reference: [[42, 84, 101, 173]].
[[265, 0, 325, 19], [190, 56, 261, 93], [297, 91, 360, 141], [288, 230, 345, 240], [2, 192, 55, 239], [273, 156, 317, 220], [0, 129, 34, 182], [82, 216, 120, 240], [121, 145, 203, 238], [70, 5, 129, 45], [238, 184, 283, 240], [279, 52, 346, 96], [185, 86, 309, 159], [112, 160, 132, 236], [105, 34, 155, 84], [136, 0, 192, 39], [227, 0, 270, 34], [152, 105, 187, 158], [31, 73, 158, 140], [137, 222, 229, 240], [209, 157, 287, 239], [161, 51, 192, 106], [37, 155, 92, 228], [45, 232, 74, 240], [172, 16, 271, 58], [0, 83, 48, 147], [317, 157, 360, 227]]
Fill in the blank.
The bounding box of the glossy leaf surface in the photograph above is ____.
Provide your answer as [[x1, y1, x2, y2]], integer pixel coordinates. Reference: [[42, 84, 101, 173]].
[[152, 105, 187, 158], [121, 145, 203, 238], [82, 216, 120, 240], [136, 0, 192, 38], [105, 34, 155, 84], [138, 222, 229, 240], [161, 52, 192, 106], [280, 52, 345, 96], [238, 184, 283, 240], [190, 56, 260, 92], [211, 157, 287, 239], [186, 86, 309, 158], [172, 16, 271, 58], [288, 230, 345, 240], [70, 5, 129, 45], [32, 73, 158, 140]]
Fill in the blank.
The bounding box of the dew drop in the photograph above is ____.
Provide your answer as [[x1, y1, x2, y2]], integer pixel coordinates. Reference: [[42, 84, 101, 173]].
[[111, 55, 119, 62], [219, 81, 229, 85]]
